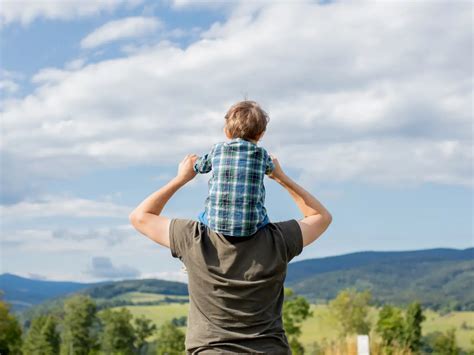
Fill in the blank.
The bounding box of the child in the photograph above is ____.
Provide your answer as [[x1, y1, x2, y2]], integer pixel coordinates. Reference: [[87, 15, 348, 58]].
[[193, 100, 275, 237]]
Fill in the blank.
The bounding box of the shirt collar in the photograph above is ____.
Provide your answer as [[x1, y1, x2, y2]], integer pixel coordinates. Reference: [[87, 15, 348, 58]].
[[230, 137, 257, 145]]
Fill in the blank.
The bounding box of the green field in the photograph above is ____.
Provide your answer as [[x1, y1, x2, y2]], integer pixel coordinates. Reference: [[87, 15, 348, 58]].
[[109, 291, 188, 303], [299, 305, 474, 350], [107, 303, 188, 327], [105, 292, 474, 350]]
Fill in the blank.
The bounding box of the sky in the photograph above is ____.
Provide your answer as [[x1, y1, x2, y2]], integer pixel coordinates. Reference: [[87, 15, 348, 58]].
[[0, 0, 472, 283]]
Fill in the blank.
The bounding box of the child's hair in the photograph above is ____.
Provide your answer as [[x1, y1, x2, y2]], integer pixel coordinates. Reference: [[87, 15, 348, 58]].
[[224, 100, 269, 141]]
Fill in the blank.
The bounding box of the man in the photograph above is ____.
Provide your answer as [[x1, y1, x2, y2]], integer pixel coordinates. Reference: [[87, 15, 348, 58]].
[[129, 154, 332, 354]]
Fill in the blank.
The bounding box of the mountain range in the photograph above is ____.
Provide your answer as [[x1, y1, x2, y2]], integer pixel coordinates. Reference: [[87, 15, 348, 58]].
[[1, 247, 472, 315]]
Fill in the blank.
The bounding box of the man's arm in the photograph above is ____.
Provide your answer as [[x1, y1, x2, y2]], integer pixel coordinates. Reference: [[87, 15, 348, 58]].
[[128, 154, 197, 248], [268, 155, 332, 247]]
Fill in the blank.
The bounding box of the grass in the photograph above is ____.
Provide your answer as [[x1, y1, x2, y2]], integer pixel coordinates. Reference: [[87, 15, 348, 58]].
[[299, 304, 474, 351], [108, 291, 188, 303], [102, 293, 474, 350], [422, 309, 474, 350]]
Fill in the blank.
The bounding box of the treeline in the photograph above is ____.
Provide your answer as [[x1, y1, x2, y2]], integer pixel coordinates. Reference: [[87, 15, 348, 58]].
[[2, 288, 474, 354], [79, 279, 188, 300], [300, 288, 474, 355], [92, 296, 188, 309], [17, 295, 188, 329], [0, 288, 310, 355], [0, 292, 185, 355]]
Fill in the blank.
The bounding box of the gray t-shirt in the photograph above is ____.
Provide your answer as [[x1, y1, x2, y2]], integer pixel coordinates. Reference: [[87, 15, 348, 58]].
[[169, 218, 303, 354]]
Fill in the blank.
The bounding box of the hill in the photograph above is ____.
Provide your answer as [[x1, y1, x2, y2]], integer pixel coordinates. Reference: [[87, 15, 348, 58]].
[[0, 273, 188, 314], [286, 247, 474, 310], [2, 247, 472, 317], [0, 273, 98, 312]]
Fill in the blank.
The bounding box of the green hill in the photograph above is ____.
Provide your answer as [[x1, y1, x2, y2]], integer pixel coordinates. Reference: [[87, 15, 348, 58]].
[[286, 248, 474, 310], [2, 247, 472, 321]]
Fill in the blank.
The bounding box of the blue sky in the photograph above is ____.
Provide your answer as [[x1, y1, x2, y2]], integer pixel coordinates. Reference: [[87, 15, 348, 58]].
[[0, 0, 472, 283]]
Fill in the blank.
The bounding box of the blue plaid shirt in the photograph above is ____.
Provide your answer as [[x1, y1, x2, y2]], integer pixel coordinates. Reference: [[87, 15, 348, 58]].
[[193, 137, 275, 236]]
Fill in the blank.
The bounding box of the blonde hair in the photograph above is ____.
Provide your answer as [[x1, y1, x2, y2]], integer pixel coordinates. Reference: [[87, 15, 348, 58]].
[[224, 100, 269, 141]]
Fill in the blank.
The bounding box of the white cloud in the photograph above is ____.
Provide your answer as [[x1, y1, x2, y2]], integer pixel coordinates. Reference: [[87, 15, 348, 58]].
[[0, 0, 144, 27], [81, 16, 163, 49], [1, 0, 472, 203], [65, 58, 87, 71], [84, 256, 141, 279], [169, 0, 234, 11], [0, 78, 19, 94], [1, 223, 158, 252], [289, 137, 471, 188], [0, 194, 132, 219], [0, 69, 25, 96]]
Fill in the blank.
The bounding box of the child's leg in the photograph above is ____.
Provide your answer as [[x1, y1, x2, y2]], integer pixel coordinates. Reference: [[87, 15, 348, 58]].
[[197, 210, 209, 226], [257, 214, 270, 231]]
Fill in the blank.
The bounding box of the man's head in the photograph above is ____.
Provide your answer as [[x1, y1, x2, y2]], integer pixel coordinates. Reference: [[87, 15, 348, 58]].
[[224, 100, 269, 142]]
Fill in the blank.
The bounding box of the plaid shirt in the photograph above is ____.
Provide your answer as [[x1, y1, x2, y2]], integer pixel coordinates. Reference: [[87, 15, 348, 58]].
[[193, 137, 275, 236]]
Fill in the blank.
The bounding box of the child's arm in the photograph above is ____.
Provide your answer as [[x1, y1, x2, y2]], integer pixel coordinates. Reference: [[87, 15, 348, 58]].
[[193, 145, 214, 174], [264, 149, 275, 175]]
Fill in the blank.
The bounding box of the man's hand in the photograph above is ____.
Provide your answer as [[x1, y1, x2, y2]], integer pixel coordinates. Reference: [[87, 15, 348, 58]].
[[268, 154, 286, 182], [176, 154, 198, 184]]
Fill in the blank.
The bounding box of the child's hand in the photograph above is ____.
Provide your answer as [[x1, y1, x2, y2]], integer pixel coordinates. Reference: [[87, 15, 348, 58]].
[[268, 154, 286, 181], [176, 154, 198, 183]]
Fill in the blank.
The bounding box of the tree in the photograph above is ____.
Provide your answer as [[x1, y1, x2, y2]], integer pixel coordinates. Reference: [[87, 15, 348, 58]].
[[0, 296, 23, 354], [282, 288, 312, 354], [22, 314, 60, 354], [403, 301, 425, 352], [133, 315, 157, 354], [432, 328, 460, 355], [328, 288, 372, 337], [375, 305, 405, 350], [156, 321, 185, 355], [60, 294, 99, 355], [98, 307, 136, 355], [170, 316, 187, 327]]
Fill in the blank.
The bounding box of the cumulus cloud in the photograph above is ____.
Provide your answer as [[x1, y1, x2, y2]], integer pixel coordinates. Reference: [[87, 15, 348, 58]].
[[0, 78, 19, 94], [85, 256, 140, 279], [52, 225, 134, 247], [169, 0, 234, 11], [0, 69, 25, 96], [0, 194, 132, 220], [0, 0, 144, 27], [81, 16, 163, 49], [1, 0, 472, 204], [1, 223, 157, 252], [2, 225, 132, 253]]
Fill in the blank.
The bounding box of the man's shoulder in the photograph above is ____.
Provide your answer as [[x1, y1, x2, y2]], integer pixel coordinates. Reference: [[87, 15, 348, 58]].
[[267, 219, 303, 261], [270, 219, 301, 233], [169, 218, 200, 259]]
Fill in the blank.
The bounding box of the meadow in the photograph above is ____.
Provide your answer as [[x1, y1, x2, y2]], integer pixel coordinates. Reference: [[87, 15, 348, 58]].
[[106, 292, 474, 351]]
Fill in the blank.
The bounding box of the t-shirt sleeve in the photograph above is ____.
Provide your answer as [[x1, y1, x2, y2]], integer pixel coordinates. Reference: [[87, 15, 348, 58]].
[[275, 219, 303, 262], [263, 149, 275, 175], [169, 218, 198, 260]]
